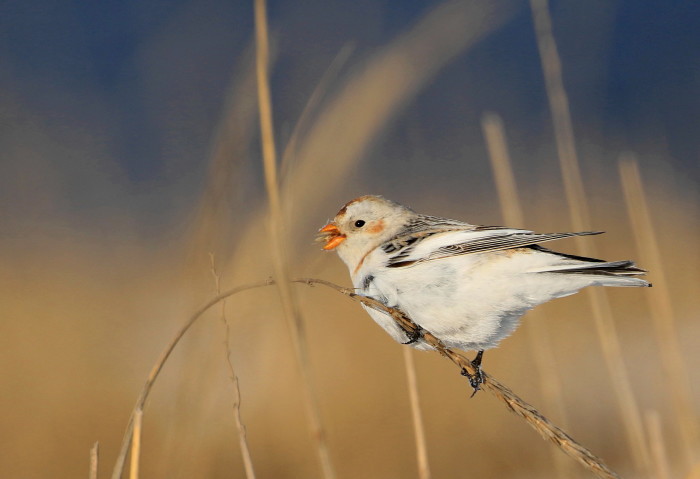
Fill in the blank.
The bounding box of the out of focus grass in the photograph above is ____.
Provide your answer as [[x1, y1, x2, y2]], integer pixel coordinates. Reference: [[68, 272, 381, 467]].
[[1, 1, 698, 478]]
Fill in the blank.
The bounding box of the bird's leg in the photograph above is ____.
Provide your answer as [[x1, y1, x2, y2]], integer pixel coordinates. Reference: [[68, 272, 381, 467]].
[[471, 349, 484, 385], [461, 350, 485, 396]]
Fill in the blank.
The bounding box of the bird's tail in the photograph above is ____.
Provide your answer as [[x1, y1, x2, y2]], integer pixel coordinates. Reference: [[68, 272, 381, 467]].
[[538, 260, 651, 287]]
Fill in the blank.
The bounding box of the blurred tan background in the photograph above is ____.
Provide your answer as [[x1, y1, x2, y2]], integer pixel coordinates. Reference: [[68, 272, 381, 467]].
[[1, 0, 698, 478]]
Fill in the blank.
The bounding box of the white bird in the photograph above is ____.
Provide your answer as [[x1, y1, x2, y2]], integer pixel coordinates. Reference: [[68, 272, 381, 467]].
[[318, 195, 650, 386]]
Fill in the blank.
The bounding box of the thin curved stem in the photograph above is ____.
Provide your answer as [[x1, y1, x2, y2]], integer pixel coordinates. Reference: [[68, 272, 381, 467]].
[[112, 276, 622, 479]]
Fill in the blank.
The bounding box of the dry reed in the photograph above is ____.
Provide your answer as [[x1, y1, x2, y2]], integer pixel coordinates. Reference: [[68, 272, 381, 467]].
[[619, 155, 700, 468], [129, 409, 143, 479], [481, 112, 573, 478], [89, 442, 99, 479], [210, 255, 256, 479], [402, 347, 432, 479], [529, 0, 651, 474], [254, 0, 337, 477]]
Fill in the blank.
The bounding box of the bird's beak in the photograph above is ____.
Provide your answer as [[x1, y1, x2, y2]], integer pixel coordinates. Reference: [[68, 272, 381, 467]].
[[318, 223, 346, 250]]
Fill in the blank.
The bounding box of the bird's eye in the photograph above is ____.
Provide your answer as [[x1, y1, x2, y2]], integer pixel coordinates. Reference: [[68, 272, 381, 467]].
[[354, 220, 366, 228]]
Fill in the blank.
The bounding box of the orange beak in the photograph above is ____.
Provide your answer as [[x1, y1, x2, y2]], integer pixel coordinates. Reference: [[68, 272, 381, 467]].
[[318, 223, 346, 250]]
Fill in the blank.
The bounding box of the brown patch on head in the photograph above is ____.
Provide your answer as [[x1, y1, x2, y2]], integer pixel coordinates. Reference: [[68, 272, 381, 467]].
[[335, 195, 384, 218], [367, 219, 385, 234]]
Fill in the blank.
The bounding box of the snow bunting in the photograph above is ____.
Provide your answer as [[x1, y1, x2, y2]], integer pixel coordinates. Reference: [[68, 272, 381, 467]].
[[318, 195, 649, 381]]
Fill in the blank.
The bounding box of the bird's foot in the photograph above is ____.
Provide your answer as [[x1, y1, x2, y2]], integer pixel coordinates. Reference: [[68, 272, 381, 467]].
[[461, 350, 485, 397]]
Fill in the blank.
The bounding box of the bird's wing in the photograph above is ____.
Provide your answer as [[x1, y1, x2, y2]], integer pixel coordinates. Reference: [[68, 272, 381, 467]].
[[384, 222, 602, 267]]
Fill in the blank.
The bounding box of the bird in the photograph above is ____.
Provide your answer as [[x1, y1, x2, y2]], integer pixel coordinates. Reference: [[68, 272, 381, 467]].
[[318, 195, 650, 389]]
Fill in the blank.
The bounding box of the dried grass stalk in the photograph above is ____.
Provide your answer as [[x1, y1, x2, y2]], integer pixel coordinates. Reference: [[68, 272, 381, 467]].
[[254, 0, 337, 477], [226, 359, 257, 479], [211, 256, 257, 479], [89, 442, 99, 479], [402, 347, 432, 479], [129, 409, 143, 479]]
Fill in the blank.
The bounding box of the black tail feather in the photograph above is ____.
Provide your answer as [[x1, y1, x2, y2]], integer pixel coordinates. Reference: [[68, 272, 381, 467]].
[[548, 259, 648, 278]]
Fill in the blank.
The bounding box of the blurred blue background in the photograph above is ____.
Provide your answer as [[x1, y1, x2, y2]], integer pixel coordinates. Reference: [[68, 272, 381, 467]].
[[1, 0, 698, 231]]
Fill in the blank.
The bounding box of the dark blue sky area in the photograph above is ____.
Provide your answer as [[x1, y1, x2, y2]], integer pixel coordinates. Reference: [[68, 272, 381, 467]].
[[1, 0, 698, 185]]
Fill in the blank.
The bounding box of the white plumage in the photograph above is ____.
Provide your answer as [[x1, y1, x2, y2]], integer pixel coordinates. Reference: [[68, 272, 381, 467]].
[[319, 195, 650, 353]]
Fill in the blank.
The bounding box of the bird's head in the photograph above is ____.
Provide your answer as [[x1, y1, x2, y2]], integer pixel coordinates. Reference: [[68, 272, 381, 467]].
[[318, 195, 414, 269]]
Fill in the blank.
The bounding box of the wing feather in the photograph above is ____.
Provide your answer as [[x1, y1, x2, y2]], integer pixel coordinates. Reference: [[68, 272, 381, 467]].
[[385, 224, 602, 267], [423, 231, 602, 261]]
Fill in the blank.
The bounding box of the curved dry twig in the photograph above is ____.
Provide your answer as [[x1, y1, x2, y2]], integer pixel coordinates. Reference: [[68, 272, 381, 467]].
[[110, 279, 275, 479], [111, 276, 621, 479]]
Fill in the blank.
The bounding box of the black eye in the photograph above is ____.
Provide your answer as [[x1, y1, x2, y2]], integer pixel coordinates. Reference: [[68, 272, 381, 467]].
[[354, 220, 366, 228]]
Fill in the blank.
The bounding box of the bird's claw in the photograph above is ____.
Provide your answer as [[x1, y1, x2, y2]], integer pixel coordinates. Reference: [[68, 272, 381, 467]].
[[461, 367, 484, 397], [461, 350, 485, 397]]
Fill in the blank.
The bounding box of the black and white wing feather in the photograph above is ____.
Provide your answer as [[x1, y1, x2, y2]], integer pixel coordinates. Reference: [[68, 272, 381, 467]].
[[383, 214, 602, 267], [422, 231, 603, 263]]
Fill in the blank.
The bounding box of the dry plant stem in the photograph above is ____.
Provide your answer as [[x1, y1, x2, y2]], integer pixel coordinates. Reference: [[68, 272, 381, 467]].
[[210, 256, 257, 479], [254, 1, 337, 478], [294, 278, 622, 479], [109, 279, 274, 479], [129, 409, 143, 479], [89, 442, 99, 479], [110, 276, 620, 479], [481, 112, 572, 478], [402, 347, 432, 479], [530, 0, 651, 474], [227, 361, 257, 479], [619, 156, 700, 467]]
